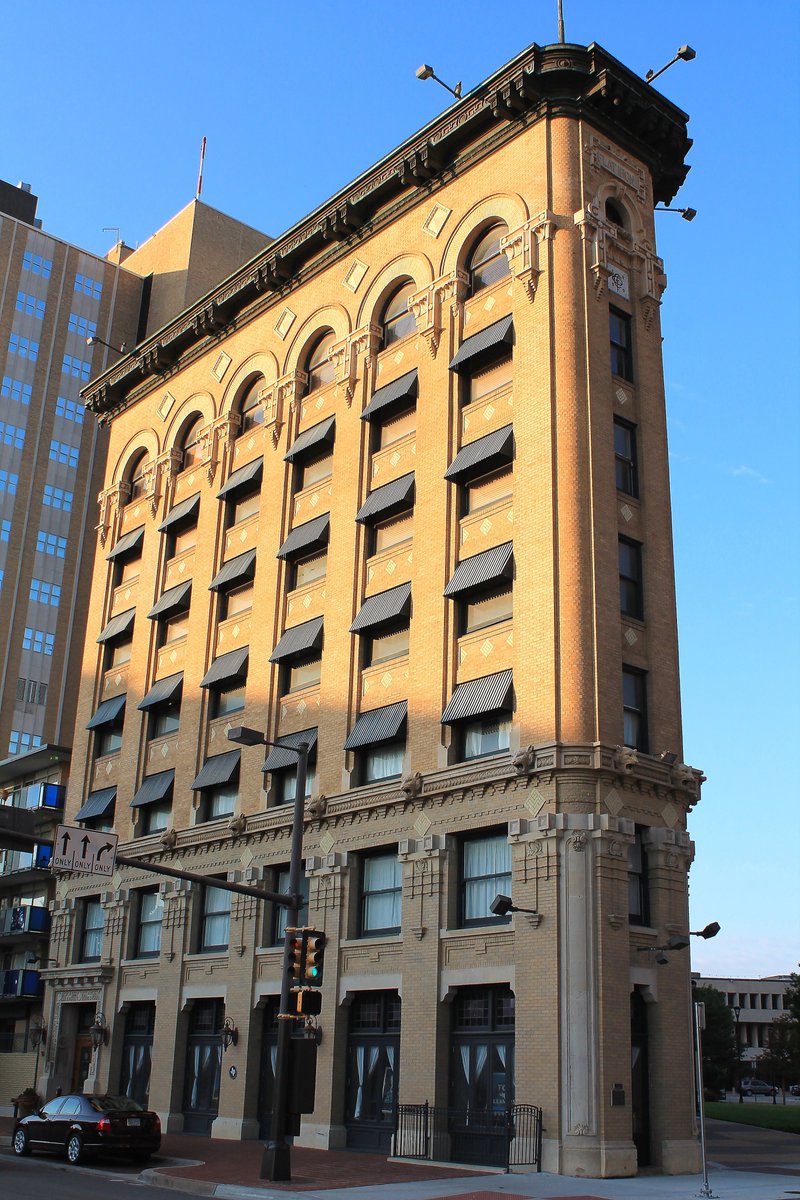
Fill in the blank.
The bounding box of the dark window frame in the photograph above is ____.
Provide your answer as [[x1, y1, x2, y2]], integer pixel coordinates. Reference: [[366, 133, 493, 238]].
[[610, 307, 634, 382], [199, 879, 231, 953], [458, 830, 512, 928], [134, 887, 163, 958], [359, 850, 403, 937], [380, 283, 416, 349], [467, 223, 511, 294], [614, 417, 638, 497], [623, 666, 648, 753], [619, 537, 644, 620], [628, 827, 651, 926], [79, 896, 104, 962]]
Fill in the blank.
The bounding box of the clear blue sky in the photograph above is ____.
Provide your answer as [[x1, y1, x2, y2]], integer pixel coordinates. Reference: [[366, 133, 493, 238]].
[[3, 1, 798, 978]]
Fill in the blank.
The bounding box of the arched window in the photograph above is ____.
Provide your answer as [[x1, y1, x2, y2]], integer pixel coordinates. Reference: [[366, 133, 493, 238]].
[[605, 198, 627, 229], [126, 451, 147, 503], [380, 282, 416, 349], [179, 414, 205, 469], [467, 224, 510, 294], [238, 379, 264, 433], [306, 331, 336, 393]]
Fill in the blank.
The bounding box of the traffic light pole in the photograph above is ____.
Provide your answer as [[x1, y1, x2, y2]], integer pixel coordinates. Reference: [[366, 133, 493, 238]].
[[261, 740, 308, 1183]]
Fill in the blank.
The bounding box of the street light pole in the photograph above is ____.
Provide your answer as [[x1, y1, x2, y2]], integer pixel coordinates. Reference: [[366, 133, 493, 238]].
[[261, 741, 308, 1182], [733, 1004, 743, 1104]]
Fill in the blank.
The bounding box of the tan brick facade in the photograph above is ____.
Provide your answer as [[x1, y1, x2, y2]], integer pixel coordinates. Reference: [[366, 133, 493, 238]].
[[40, 43, 703, 1178]]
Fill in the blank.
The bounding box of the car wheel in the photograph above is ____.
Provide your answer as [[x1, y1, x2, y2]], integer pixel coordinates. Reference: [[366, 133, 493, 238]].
[[66, 1133, 84, 1165], [13, 1127, 31, 1156]]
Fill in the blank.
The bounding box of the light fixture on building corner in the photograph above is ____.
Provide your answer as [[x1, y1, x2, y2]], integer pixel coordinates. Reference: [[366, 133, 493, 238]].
[[221, 1017, 238, 1051], [655, 206, 697, 222], [645, 45, 696, 85], [89, 1011, 109, 1049], [638, 922, 720, 965], [30, 1019, 46, 1049], [415, 63, 462, 101]]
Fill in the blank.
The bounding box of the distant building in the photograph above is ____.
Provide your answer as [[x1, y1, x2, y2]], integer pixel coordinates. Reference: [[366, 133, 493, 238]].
[[45, 38, 702, 1179], [695, 974, 793, 1071], [0, 181, 269, 1105]]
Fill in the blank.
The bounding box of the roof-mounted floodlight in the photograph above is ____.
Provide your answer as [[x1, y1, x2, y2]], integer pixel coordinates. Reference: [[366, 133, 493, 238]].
[[415, 63, 462, 101], [655, 206, 697, 222], [646, 45, 696, 85]]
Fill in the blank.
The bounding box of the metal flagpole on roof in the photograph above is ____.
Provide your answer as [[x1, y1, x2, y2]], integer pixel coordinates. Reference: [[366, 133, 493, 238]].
[[557, 0, 566, 43]]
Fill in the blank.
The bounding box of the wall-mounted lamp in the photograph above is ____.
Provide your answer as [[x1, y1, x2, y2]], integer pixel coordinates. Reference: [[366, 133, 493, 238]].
[[655, 206, 697, 222], [646, 45, 696, 85], [30, 1019, 46, 1049], [221, 1016, 238, 1052], [89, 1011, 109, 1050], [490, 893, 538, 918], [87, 334, 128, 354], [637, 922, 719, 965], [415, 63, 462, 101]]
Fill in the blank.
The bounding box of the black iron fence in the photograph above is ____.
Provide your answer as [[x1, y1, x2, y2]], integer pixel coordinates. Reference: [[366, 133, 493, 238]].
[[393, 1102, 542, 1170]]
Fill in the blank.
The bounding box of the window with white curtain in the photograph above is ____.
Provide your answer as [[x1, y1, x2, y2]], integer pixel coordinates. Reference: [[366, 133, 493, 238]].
[[136, 888, 163, 957], [362, 740, 404, 784], [200, 882, 230, 951], [360, 852, 402, 935], [461, 832, 511, 925]]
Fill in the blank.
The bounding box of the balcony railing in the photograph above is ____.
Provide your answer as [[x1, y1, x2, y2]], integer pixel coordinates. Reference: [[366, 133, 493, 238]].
[[0, 905, 51, 937], [0, 843, 53, 875], [2, 783, 65, 812], [1, 969, 43, 1000]]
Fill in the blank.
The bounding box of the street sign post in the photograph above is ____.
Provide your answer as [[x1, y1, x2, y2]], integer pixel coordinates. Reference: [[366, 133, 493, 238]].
[[52, 825, 119, 876]]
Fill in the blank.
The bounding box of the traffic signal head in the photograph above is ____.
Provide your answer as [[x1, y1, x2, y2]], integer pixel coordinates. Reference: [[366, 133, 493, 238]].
[[294, 988, 323, 1016], [289, 931, 305, 984], [303, 930, 326, 985]]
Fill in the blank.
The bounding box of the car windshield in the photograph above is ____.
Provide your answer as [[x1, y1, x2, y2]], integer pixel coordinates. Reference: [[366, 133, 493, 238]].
[[87, 1095, 144, 1113]]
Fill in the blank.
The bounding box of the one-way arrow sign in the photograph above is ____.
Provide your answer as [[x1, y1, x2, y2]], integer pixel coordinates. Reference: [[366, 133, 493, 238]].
[[52, 825, 119, 877]]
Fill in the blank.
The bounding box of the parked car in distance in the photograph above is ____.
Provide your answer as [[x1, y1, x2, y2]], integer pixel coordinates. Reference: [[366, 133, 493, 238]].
[[13, 1093, 161, 1164], [790, 1083, 800, 1097], [740, 1078, 777, 1097]]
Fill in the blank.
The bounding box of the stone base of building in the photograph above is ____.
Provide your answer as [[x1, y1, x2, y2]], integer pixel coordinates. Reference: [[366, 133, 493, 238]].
[[211, 1115, 260, 1140], [543, 1137, 638, 1178], [659, 1138, 703, 1174], [295, 1121, 348, 1150]]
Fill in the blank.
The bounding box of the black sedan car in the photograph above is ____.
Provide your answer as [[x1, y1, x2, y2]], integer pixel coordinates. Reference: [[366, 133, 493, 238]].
[[13, 1093, 161, 1164]]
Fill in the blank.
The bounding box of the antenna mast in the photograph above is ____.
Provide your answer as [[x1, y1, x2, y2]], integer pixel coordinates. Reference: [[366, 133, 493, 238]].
[[557, 0, 566, 43], [196, 136, 207, 199]]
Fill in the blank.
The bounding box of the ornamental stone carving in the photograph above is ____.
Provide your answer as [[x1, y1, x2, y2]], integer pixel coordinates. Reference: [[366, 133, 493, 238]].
[[512, 745, 537, 774], [614, 745, 639, 774], [329, 323, 382, 405], [408, 270, 468, 357], [96, 482, 130, 546], [500, 213, 555, 302], [260, 369, 307, 447], [400, 772, 423, 799]]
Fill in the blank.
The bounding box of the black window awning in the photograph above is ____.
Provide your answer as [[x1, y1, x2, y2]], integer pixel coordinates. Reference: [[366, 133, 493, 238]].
[[441, 669, 514, 724], [200, 647, 249, 688], [157, 493, 200, 533], [344, 701, 408, 750], [445, 425, 514, 484], [361, 368, 418, 423], [216, 456, 263, 500], [75, 786, 116, 822], [444, 542, 514, 598], [277, 513, 330, 561], [106, 527, 144, 562], [131, 769, 174, 809], [191, 749, 240, 791], [86, 693, 126, 730], [355, 472, 415, 525], [209, 549, 256, 592], [138, 672, 183, 711], [262, 728, 319, 773], [147, 581, 192, 620], [97, 608, 135, 644], [350, 583, 412, 633], [284, 416, 335, 463], [270, 617, 324, 663], [449, 314, 514, 373]]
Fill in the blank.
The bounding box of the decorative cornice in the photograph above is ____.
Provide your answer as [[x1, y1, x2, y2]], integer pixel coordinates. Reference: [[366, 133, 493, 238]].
[[82, 42, 690, 420]]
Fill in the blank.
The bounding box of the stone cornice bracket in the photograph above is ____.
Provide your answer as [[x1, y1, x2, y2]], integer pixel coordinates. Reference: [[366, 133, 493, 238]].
[[319, 200, 365, 242], [400, 772, 423, 800], [203, 413, 240, 484], [409, 271, 468, 357], [501, 213, 555, 303], [136, 458, 161, 518], [227, 813, 247, 838], [398, 142, 442, 187], [262, 369, 307, 447], [306, 793, 327, 820], [330, 323, 378, 407], [95, 482, 129, 546], [512, 745, 537, 775], [159, 828, 178, 850], [191, 301, 227, 339], [613, 745, 639, 775], [137, 342, 177, 378]]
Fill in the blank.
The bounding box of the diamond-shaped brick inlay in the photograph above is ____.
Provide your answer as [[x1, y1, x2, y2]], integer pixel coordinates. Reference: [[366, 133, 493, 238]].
[[390, 451, 400, 467], [393, 350, 405, 364], [320, 832, 335, 855], [281, 704, 288, 719], [506, 632, 513, 646], [240, 847, 254, 868], [161, 743, 169, 758], [239, 530, 248, 543], [480, 639, 494, 657], [620, 503, 633, 522], [459, 647, 466, 665], [302, 594, 311, 609], [314, 396, 324, 412], [625, 628, 638, 646], [367, 566, 375, 582], [414, 812, 432, 836], [296, 700, 307, 714], [525, 787, 546, 817], [169, 650, 178, 663], [362, 678, 371, 695], [381, 672, 393, 688], [484, 296, 496, 311], [232, 624, 240, 637], [662, 801, 679, 829], [480, 518, 492, 535], [484, 404, 495, 421], [309, 493, 319, 509], [105, 761, 113, 776], [604, 787, 623, 816], [114, 672, 123, 685], [506, 508, 513, 523], [385, 559, 396, 575], [616, 387, 628, 405]]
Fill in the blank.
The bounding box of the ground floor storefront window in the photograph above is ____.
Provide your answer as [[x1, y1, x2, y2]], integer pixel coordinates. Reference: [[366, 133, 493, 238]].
[[449, 984, 515, 1165], [182, 999, 223, 1134], [119, 1001, 155, 1106], [344, 990, 400, 1151]]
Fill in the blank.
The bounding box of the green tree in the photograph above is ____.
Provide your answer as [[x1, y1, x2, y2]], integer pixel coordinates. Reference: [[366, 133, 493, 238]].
[[693, 985, 737, 1095], [783, 970, 800, 1024], [757, 1015, 800, 1099]]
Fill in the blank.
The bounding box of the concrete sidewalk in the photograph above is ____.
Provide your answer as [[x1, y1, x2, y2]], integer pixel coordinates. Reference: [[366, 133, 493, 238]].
[[2, 1115, 799, 1200]]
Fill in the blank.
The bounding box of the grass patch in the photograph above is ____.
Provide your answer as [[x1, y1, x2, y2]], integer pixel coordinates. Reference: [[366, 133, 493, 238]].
[[705, 1101, 800, 1134]]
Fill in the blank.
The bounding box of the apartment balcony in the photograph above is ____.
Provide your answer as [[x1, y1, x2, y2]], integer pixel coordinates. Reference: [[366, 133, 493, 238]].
[[2, 783, 64, 814], [0, 969, 43, 1001], [0, 843, 53, 884], [0, 904, 51, 940]]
